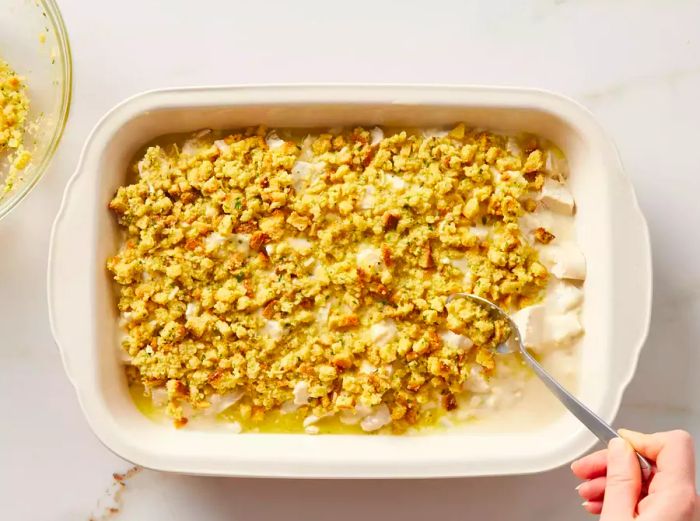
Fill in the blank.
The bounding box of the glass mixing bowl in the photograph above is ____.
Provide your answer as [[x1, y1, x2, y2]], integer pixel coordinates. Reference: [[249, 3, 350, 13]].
[[0, 0, 72, 220]]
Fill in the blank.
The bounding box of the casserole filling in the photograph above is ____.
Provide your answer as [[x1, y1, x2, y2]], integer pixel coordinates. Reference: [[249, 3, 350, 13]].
[[108, 124, 585, 433]]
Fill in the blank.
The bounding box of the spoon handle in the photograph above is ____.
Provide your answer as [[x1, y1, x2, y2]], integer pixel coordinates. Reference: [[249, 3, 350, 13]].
[[519, 348, 653, 480]]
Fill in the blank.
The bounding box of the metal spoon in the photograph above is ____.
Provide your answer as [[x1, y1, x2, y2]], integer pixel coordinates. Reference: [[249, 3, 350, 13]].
[[447, 292, 653, 480]]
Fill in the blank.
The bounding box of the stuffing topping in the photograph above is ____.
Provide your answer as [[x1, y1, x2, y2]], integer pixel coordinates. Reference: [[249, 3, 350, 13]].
[[0, 59, 31, 196], [108, 124, 576, 433]]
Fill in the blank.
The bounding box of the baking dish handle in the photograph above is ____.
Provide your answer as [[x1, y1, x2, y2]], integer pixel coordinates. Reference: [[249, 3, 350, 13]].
[[608, 155, 653, 402], [47, 161, 95, 387]]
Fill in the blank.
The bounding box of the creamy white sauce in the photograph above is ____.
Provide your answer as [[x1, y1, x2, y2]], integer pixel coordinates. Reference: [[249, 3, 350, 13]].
[[204, 232, 226, 252], [303, 414, 321, 434], [463, 365, 490, 393], [150, 387, 168, 407], [286, 237, 312, 254], [298, 136, 315, 161], [281, 381, 310, 413], [539, 244, 586, 280], [203, 232, 250, 256], [182, 138, 202, 156], [369, 320, 397, 346], [452, 344, 578, 433], [225, 421, 243, 434], [440, 330, 473, 351], [385, 173, 407, 191], [262, 320, 283, 340], [316, 303, 330, 325], [446, 256, 473, 285], [423, 128, 449, 138], [360, 404, 391, 432], [448, 257, 469, 272], [233, 234, 250, 255], [339, 404, 373, 425], [510, 198, 585, 354], [359, 359, 377, 374], [447, 173, 584, 433], [548, 279, 584, 312], [265, 132, 286, 150], [214, 139, 230, 154], [545, 149, 569, 179], [119, 311, 134, 326], [539, 178, 575, 214], [291, 160, 324, 193], [370, 127, 384, 146], [356, 245, 383, 271], [205, 391, 244, 415], [360, 185, 376, 210], [506, 137, 522, 158], [293, 381, 310, 406], [470, 225, 489, 239]]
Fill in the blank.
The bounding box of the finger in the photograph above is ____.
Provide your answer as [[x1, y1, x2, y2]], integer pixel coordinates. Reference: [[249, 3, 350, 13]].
[[600, 438, 641, 519], [571, 449, 608, 480], [577, 477, 606, 501], [582, 500, 603, 515], [636, 488, 699, 521], [618, 429, 696, 484]]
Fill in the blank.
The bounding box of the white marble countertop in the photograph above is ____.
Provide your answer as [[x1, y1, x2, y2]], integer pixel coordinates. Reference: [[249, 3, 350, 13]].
[[2, 0, 699, 519]]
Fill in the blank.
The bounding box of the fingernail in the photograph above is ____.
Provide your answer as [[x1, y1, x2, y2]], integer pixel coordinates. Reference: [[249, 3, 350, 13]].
[[575, 483, 583, 491], [581, 501, 589, 508], [609, 437, 627, 451]]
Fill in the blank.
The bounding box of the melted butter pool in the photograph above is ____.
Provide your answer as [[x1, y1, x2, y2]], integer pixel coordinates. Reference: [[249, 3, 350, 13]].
[[129, 381, 446, 434]]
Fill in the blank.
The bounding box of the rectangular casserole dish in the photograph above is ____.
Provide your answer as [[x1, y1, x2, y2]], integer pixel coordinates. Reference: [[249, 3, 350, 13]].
[[47, 85, 651, 478]]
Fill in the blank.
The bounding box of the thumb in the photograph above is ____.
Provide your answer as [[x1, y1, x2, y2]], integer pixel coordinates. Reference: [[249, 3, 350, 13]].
[[601, 438, 642, 520]]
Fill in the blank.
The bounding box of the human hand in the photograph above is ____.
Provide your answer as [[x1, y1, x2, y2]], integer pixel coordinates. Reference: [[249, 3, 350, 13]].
[[571, 429, 700, 520]]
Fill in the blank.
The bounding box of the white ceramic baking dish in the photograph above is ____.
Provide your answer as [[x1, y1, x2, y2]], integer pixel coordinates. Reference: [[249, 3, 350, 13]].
[[47, 85, 651, 478]]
